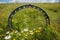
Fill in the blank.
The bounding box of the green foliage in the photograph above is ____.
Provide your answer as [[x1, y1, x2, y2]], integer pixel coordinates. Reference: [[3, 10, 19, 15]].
[[0, 3, 60, 40]]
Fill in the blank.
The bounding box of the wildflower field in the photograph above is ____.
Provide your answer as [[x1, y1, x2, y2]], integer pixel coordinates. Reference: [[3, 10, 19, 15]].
[[0, 3, 60, 40]]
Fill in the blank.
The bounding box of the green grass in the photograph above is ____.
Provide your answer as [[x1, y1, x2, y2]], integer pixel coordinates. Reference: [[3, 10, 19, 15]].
[[0, 3, 60, 40]]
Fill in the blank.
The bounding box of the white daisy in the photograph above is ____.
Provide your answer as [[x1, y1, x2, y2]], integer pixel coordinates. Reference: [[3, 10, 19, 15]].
[[6, 31, 10, 34], [4, 35, 11, 40], [21, 30, 24, 33], [29, 30, 34, 35], [38, 27, 42, 29], [24, 28, 28, 32], [15, 30, 18, 33]]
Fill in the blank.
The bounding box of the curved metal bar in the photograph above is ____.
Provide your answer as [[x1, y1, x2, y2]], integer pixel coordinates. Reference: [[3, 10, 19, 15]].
[[8, 4, 50, 31]]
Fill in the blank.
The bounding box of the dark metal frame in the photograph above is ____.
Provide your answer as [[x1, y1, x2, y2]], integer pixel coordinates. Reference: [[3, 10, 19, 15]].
[[8, 4, 50, 31]]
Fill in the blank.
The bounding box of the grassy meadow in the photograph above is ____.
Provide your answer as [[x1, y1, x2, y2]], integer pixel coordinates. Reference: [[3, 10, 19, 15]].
[[0, 3, 60, 40]]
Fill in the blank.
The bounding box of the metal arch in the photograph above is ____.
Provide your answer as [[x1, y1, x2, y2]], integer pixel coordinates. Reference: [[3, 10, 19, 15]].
[[8, 4, 50, 31]]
